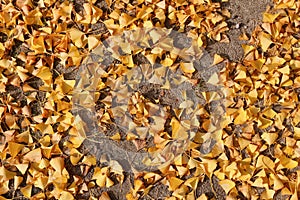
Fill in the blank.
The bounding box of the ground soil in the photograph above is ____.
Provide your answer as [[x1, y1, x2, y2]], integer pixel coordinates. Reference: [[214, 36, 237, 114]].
[[208, 0, 273, 62]]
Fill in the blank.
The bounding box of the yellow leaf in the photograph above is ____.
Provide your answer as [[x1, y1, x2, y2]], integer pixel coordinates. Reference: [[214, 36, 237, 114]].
[[234, 108, 247, 124], [134, 180, 145, 193], [16, 164, 29, 175], [263, 13, 280, 23], [208, 73, 219, 85], [69, 28, 85, 48], [35, 66, 52, 81], [161, 57, 174, 67], [262, 156, 275, 170], [106, 177, 114, 187], [259, 32, 273, 52], [277, 65, 290, 74], [263, 108, 277, 119], [0, 167, 17, 181], [0, 181, 9, 195], [219, 179, 235, 194], [88, 36, 99, 51], [212, 54, 224, 65], [23, 148, 42, 162], [50, 157, 64, 173], [169, 177, 184, 191], [261, 132, 278, 145], [258, 116, 273, 129], [20, 185, 32, 198], [30, 36, 45, 53], [180, 62, 195, 73], [99, 192, 111, 200], [59, 191, 74, 200], [61, 79, 76, 94], [252, 177, 264, 187], [82, 155, 97, 166], [14, 176, 23, 190], [197, 194, 208, 200], [256, 156, 274, 173], [110, 132, 121, 140], [70, 148, 83, 165], [238, 138, 251, 150], [201, 159, 217, 177], [119, 13, 135, 28], [35, 123, 54, 135], [156, 1, 166, 9], [149, 29, 163, 44], [171, 117, 188, 140], [270, 174, 284, 191], [8, 142, 24, 158], [280, 155, 298, 169], [184, 177, 199, 190], [35, 175, 48, 190]]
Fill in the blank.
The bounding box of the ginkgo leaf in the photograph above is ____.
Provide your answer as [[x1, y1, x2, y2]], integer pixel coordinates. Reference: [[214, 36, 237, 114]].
[[263, 13, 280, 23], [259, 32, 273, 52], [279, 155, 298, 169], [8, 142, 24, 158], [59, 191, 74, 200], [219, 179, 235, 194], [20, 185, 32, 198], [234, 108, 247, 124], [180, 62, 195, 73], [16, 164, 29, 175], [35, 66, 52, 81], [99, 192, 111, 200], [212, 54, 224, 65], [261, 132, 278, 145], [169, 177, 184, 191], [23, 148, 42, 162], [50, 157, 64, 172]]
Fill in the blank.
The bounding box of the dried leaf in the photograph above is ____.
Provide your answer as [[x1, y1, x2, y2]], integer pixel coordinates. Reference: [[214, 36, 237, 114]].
[[219, 179, 235, 194]]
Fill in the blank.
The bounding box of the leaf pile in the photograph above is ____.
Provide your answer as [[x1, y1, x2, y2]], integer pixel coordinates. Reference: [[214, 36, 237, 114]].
[[0, 0, 229, 199], [73, 27, 225, 175], [0, 0, 299, 199], [218, 1, 300, 199]]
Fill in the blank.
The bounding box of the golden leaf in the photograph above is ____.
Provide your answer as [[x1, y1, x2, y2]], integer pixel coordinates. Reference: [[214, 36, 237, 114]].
[[16, 164, 29, 175], [50, 157, 64, 173], [184, 177, 199, 190], [88, 36, 100, 51], [8, 142, 24, 158], [169, 177, 184, 191], [212, 54, 224, 65], [20, 185, 32, 198], [14, 176, 23, 190], [279, 155, 298, 169], [263, 13, 280, 23], [69, 28, 86, 48], [99, 192, 111, 200], [261, 132, 278, 146], [59, 191, 74, 200], [180, 62, 195, 74], [259, 32, 273, 52], [34, 66, 52, 81], [23, 148, 42, 162], [258, 115, 273, 129], [0, 181, 9, 195], [219, 179, 235, 194], [234, 108, 247, 125], [0, 166, 17, 181]]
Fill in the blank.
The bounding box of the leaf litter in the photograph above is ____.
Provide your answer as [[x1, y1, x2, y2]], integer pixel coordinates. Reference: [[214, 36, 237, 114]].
[[0, 0, 299, 199]]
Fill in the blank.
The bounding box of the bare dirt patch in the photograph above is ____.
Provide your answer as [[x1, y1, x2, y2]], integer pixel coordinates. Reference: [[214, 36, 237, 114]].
[[208, 0, 273, 61]]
